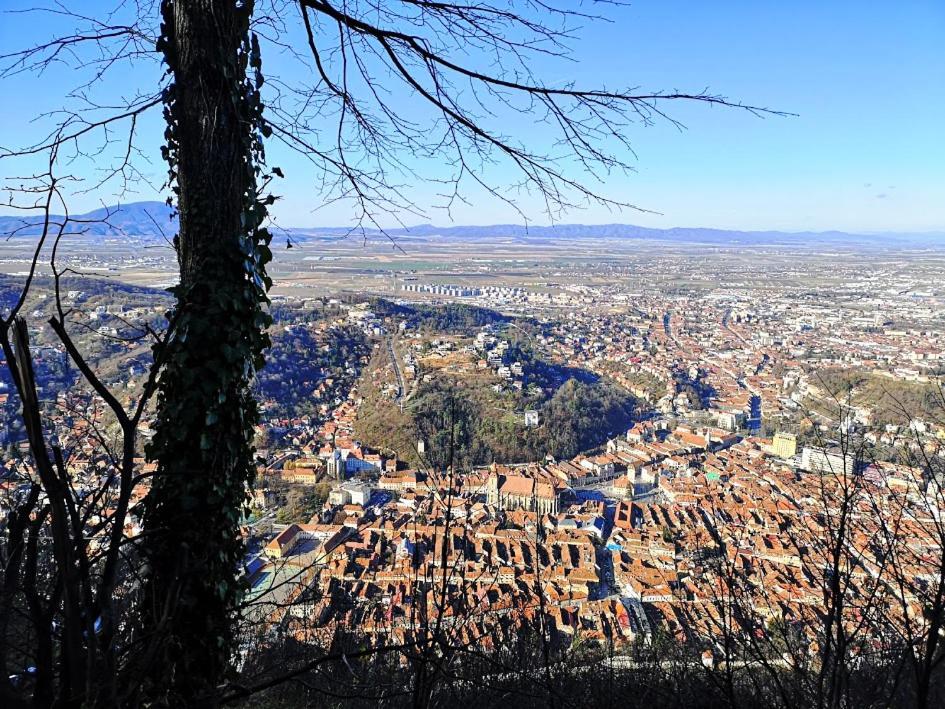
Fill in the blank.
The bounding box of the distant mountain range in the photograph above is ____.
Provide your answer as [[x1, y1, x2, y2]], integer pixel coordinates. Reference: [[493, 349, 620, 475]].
[[1, 200, 941, 247], [0, 202, 177, 238]]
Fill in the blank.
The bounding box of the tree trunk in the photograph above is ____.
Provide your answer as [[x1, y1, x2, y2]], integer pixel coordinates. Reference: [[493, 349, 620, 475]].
[[139, 0, 270, 704]]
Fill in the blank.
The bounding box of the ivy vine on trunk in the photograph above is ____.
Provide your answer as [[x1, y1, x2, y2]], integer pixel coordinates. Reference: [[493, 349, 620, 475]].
[[140, 0, 274, 703]]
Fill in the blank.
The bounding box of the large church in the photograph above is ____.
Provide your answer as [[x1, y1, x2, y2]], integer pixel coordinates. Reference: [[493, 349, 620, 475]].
[[485, 466, 561, 514]]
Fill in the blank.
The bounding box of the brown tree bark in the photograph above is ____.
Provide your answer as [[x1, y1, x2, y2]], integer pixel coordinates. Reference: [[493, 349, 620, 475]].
[[139, 1, 268, 704]]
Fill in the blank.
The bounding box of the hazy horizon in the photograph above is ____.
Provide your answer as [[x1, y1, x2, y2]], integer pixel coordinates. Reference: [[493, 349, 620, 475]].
[[1, 198, 944, 238]]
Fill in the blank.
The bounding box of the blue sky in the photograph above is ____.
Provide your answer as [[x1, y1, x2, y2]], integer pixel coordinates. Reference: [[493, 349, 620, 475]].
[[1, 0, 942, 232]]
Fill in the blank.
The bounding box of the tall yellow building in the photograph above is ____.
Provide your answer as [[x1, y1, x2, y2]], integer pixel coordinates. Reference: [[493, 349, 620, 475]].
[[771, 432, 797, 459]]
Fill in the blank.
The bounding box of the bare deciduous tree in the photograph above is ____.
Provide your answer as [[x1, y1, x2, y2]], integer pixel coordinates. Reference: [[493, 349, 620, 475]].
[[1, 1, 783, 705]]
